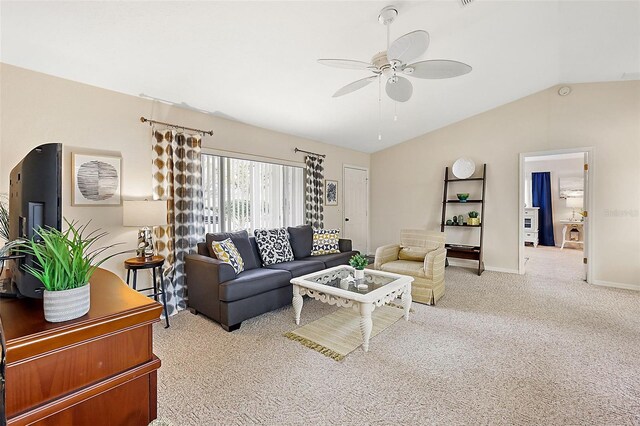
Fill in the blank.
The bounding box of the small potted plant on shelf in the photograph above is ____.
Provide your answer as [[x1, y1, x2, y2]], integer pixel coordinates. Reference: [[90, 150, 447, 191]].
[[14, 220, 123, 322], [349, 254, 368, 280], [468, 211, 480, 226]]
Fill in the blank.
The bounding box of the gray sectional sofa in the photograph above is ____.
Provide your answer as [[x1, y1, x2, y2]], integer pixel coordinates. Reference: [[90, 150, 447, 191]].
[[185, 225, 358, 331]]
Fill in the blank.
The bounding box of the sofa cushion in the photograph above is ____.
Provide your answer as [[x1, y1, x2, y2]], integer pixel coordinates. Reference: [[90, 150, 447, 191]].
[[311, 228, 341, 256], [254, 228, 295, 266], [206, 230, 260, 270], [265, 259, 325, 278], [299, 250, 358, 269], [287, 224, 313, 259], [380, 260, 427, 278], [398, 246, 434, 262], [210, 238, 245, 274], [218, 268, 292, 302]]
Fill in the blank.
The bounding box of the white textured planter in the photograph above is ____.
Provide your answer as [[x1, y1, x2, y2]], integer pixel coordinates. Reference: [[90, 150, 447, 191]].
[[354, 269, 365, 280], [43, 283, 90, 323]]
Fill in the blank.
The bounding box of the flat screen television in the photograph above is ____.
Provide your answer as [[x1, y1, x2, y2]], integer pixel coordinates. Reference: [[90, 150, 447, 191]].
[[8, 143, 62, 298]]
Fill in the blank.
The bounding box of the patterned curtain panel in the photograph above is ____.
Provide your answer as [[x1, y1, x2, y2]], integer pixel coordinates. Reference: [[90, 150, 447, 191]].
[[151, 129, 205, 315], [304, 155, 324, 229]]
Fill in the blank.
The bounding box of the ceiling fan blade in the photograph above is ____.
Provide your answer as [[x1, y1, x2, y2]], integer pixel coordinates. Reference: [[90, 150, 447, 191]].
[[404, 60, 472, 79], [387, 30, 430, 64], [318, 59, 373, 70], [333, 76, 377, 97], [385, 76, 413, 102]]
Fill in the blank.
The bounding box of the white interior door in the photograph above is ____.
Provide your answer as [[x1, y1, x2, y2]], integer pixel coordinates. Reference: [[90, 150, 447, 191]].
[[343, 166, 368, 254], [583, 152, 589, 282]]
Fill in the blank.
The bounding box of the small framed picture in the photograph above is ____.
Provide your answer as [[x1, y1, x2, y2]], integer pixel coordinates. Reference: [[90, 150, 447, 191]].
[[325, 180, 338, 206], [72, 153, 122, 206]]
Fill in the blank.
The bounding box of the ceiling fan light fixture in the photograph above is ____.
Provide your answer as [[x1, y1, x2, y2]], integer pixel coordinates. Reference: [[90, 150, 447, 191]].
[[319, 4, 471, 110], [378, 6, 398, 25]]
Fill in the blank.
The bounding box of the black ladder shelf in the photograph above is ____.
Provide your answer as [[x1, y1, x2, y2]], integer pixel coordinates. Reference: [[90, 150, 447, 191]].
[[440, 163, 487, 276]]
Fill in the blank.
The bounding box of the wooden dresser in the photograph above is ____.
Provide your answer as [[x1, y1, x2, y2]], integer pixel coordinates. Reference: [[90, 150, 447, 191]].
[[0, 268, 162, 425]]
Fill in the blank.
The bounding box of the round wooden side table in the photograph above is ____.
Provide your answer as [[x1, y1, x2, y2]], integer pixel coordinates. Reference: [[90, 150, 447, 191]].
[[124, 255, 170, 328]]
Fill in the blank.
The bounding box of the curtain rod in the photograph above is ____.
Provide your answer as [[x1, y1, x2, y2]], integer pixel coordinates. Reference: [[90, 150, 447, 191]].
[[140, 117, 214, 136], [294, 147, 325, 158]]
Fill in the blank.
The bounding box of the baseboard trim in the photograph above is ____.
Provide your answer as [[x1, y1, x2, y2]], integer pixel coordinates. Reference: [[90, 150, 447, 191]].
[[485, 265, 520, 274], [447, 259, 518, 275], [592, 280, 640, 291]]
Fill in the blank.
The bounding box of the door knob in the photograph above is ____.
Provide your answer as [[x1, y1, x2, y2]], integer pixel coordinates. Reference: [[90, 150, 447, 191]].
[[345, 218, 350, 222]]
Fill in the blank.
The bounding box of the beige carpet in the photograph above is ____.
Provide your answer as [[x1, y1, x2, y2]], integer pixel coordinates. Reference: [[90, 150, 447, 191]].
[[153, 254, 640, 425], [284, 304, 405, 361]]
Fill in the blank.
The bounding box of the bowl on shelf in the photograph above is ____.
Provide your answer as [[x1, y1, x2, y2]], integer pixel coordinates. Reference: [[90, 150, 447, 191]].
[[456, 193, 470, 202]]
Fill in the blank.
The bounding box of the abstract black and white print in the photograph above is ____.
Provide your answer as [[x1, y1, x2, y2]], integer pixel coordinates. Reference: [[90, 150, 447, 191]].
[[325, 180, 338, 206], [72, 154, 121, 205]]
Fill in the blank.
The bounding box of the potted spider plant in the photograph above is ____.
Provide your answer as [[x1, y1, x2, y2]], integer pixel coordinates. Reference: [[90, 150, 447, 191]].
[[0, 194, 9, 244], [14, 220, 122, 322], [349, 253, 368, 280]]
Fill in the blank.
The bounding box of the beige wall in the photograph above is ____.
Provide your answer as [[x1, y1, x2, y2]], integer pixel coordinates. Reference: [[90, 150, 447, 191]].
[[524, 156, 584, 246], [0, 64, 369, 277], [371, 81, 640, 286]]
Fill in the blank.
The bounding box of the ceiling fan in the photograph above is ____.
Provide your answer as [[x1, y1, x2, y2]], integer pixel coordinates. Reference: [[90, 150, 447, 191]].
[[318, 5, 472, 103]]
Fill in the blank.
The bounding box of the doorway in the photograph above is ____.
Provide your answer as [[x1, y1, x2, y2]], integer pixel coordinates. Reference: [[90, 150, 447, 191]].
[[518, 148, 593, 283], [343, 165, 369, 254]]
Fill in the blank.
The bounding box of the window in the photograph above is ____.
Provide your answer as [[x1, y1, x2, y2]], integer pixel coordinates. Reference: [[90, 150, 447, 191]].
[[201, 154, 305, 233]]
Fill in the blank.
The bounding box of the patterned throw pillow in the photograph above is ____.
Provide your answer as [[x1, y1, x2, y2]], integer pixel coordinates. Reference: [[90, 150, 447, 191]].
[[211, 238, 245, 274], [311, 229, 341, 256], [253, 228, 295, 266]]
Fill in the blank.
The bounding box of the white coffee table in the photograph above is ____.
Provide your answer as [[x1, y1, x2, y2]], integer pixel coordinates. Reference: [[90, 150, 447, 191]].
[[290, 266, 413, 352]]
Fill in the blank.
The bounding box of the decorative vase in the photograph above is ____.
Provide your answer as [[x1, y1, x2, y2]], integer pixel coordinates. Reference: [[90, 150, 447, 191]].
[[446, 219, 453, 226], [457, 215, 464, 225], [354, 269, 365, 280], [43, 283, 90, 322]]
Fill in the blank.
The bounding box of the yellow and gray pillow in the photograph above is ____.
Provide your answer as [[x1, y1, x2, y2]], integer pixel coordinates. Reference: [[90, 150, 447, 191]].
[[211, 238, 245, 274], [311, 228, 341, 256]]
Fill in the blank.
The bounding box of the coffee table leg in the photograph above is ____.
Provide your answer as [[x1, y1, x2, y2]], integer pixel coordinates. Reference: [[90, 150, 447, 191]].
[[292, 284, 303, 325], [402, 282, 412, 321], [359, 303, 374, 352]]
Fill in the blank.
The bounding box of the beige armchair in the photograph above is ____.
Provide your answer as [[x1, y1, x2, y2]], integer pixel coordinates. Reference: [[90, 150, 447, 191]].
[[374, 229, 446, 305]]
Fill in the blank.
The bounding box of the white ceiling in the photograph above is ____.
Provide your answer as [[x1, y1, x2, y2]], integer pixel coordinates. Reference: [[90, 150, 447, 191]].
[[2, 1, 639, 153]]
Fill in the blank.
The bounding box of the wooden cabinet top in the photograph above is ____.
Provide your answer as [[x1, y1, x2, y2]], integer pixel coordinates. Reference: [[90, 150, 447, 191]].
[[0, 268, 162, 363]]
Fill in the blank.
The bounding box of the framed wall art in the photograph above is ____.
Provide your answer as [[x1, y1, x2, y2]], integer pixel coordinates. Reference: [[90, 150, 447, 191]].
[[72, 153, 122, 206], [559, 176, 583, 199], [325, 180, 338, 206]]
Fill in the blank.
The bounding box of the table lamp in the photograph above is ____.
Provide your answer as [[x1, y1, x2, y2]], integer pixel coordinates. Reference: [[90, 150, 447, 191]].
[[123, 200, 168, 258], [565, 197, 583, 221]]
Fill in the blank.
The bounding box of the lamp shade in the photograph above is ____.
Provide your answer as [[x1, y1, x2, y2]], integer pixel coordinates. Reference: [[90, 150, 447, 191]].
[[565, 197, 583, 208], [123, 200, 168, 227]]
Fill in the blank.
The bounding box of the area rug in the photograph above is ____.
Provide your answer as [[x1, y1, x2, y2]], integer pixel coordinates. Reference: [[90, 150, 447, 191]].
[[284, 304, 405, 361]]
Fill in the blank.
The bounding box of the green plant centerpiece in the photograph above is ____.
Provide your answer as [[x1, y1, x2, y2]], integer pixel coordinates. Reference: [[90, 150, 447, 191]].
[[0, 194, 9, 243], [349, 253, 368, 280], [468, 211, 480, 226], [15, 220, 122, 322]]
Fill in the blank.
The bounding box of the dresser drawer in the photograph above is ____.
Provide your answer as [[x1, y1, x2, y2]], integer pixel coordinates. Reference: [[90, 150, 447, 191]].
[[524, 231, 538, 242]]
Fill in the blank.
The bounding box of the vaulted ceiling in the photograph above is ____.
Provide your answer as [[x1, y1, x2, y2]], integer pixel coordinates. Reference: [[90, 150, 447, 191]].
[[2, 1, 639, 152]]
